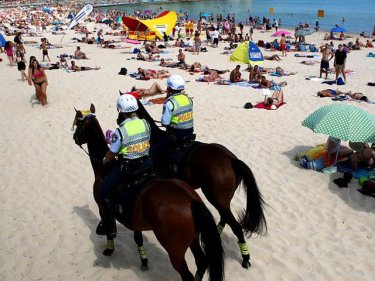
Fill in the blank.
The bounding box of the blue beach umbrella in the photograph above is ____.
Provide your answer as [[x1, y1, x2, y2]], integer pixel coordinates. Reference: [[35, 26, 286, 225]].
[[331, 27, 346, 33], [0, 33, 6, 47]]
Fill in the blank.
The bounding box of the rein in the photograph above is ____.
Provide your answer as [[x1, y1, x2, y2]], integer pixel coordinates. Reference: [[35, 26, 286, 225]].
[[79, 145, 103, 164]]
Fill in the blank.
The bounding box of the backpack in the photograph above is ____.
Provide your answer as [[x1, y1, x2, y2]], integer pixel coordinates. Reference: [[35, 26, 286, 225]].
[[257, 40, 264, 47]]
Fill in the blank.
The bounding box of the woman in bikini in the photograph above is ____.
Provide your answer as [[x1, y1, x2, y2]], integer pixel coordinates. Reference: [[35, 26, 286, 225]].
[[317, 89, 368, 101], [264, 90, 284, 107], [28, 59, 48, 106], [120, 82, 167, 97], [138, 68, 170, 79]]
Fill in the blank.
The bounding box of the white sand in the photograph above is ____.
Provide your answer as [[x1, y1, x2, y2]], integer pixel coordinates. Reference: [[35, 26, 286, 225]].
[[0, 24, 374, 281]]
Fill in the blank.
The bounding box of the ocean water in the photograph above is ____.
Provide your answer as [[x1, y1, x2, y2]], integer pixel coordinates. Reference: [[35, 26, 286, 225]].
[[104, 0, 375, 33]]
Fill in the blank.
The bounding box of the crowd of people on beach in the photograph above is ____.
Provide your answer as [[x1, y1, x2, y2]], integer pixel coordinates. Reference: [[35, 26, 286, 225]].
[[1, 3, 374, 201]]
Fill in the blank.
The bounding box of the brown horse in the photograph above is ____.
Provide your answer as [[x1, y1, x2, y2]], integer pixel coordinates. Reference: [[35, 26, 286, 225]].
[[136, 99, 267, 268], [72, 105, 225, 281]]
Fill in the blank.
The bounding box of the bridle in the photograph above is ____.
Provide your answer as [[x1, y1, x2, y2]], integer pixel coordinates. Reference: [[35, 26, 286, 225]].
[[73, 113, 104, 164]]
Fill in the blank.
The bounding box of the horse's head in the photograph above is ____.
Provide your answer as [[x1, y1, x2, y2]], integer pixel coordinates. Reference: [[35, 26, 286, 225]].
[[72, 104, 96, 146]]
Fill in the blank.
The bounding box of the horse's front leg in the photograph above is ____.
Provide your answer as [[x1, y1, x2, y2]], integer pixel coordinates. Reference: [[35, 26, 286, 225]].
[[102, 235, 115, 256], [134, 231, 149, 270]]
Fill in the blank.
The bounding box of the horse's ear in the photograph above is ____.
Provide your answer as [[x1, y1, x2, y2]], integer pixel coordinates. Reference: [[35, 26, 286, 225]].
[[90, 103, 96, 113], [75, 108, 83, 119]]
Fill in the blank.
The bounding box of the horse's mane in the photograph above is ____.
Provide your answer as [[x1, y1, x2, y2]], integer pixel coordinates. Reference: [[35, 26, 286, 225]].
[[136, 100, 166, 143]]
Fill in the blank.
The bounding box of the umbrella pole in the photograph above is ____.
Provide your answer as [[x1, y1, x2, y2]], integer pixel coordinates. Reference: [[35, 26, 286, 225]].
[[333, 139, 341, 166]]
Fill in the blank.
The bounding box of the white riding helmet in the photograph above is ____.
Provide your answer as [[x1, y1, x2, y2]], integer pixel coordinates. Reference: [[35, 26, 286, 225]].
[[117, 94, 138, 113], [167, 75, 185, 91]]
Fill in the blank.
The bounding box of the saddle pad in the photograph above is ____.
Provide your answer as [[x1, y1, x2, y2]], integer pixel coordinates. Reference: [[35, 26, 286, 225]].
[[115, 175, 158, 225]]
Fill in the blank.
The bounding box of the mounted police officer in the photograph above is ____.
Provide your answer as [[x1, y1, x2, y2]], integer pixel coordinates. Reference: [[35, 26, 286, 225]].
[[99, 94, 152, 238], [152, 75, 195, 175]]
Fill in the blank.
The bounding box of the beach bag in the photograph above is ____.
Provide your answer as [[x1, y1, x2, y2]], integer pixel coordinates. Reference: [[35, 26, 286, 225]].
[[118, 68, 127, 75], [132, 48, 140, 54], [309, 44, 318, 52], [299, 156, 324, 171], [299, 43, 306, 51], [337, 76, 345, 85], [257, 40, 264, 47], [265, 42, 271, 49]]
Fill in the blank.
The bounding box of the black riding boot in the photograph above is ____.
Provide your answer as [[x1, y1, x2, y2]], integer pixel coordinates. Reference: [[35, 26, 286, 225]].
[[101, 199, 117, 239]]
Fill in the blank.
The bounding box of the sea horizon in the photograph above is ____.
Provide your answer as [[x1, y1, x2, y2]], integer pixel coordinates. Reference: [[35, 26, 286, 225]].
[[96, 0, 375, 34]]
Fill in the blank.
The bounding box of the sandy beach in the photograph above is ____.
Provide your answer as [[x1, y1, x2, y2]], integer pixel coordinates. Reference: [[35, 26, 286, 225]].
[[0, 19, 375, 281]]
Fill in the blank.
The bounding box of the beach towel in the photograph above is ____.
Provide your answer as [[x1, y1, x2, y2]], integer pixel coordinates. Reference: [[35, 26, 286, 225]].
[[129, 72, 141, 78], [321, 80, 337, 85], [214, 80, 258, 88], [295, 54, 315, 58], [228, 81, 254, 88], [149, 97, 166, 104], [306, 77, 325, 82], [337, 162, 371, 179], [254, 102, 285, 110]]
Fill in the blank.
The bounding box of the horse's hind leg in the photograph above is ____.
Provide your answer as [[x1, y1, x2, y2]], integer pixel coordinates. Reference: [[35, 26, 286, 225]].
[[168, 252, 194, 281], [220, 209, 251, 269], [134, 231, 148, 270], [190, 237, 208, 280]]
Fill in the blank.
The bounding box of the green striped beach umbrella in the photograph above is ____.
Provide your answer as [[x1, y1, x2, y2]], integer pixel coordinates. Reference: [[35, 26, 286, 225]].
[[302, 104, 375, 142]]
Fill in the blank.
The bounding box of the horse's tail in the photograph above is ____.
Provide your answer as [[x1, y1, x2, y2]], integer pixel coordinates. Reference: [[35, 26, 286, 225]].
[[191, 200, 225, 281], [232, 158, 267, 237]]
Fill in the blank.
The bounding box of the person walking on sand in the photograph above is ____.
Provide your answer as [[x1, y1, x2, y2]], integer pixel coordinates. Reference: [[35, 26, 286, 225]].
[[319, 44, 334, 79], [4, 41, 15, 66], [40, 38, 50, 62], [334, 44, 347, 83], [28, 59, 48, 107], [279, 33, 287, 57], [15, 51, 27, 81]]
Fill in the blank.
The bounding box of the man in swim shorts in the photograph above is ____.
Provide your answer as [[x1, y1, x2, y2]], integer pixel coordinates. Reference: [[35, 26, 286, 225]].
[[319, 44, 334, 79]]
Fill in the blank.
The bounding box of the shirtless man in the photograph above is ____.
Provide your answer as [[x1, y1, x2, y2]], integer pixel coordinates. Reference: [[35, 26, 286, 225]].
[[319, 44, 334, 79], [230, 65, 243, 83], [74, 46, 88, 59], [249, 65, 260, 82], [70, 61, 99, 71], [177, 49, 186, 67], [279, 33, 287, 57], [259, 75, 287, 89]]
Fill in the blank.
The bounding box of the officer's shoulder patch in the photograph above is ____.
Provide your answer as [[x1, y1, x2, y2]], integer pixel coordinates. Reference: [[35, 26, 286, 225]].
[[111, 133, 118, 143]]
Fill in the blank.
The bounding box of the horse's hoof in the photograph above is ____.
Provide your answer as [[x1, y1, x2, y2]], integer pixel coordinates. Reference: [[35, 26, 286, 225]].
[[140, 258, 148, 271], [96, 221, 106, 236], [241, 259, 251, 269], [102, 248, 114, 256], [140, 264, 149, 271]]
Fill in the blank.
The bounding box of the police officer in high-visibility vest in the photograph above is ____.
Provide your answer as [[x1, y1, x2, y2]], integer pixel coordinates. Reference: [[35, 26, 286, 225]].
[[99, 94, 152, 238], [152, 75, 194, 175], [162, 74, 194, 141]]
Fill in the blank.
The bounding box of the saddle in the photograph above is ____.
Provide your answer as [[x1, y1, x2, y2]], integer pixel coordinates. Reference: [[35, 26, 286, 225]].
[[169, 138, 203, 178], [114, 157, 154, 225], [114, 173, 156, 225]]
